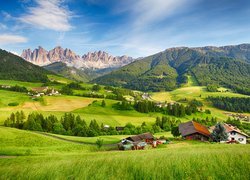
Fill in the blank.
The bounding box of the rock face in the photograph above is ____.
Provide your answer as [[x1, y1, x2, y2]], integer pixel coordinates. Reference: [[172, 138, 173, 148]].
[[81, 51, 134, 69], [21, 46, 134, 69]]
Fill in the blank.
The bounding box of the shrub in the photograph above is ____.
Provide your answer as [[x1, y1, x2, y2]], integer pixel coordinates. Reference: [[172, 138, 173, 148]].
[[96, 138, 104, 149], [8, 102, 19, 106], [205, 109, 211, 114]]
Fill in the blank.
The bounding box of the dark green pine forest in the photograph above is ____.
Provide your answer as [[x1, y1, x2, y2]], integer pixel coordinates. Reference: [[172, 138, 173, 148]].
[[0, 49, 50, 82]]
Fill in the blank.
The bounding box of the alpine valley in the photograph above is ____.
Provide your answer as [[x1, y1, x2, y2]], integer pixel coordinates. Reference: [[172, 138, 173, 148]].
[[1, 1, 250, 179], [1, 43, 250, 179], [20, 44, 250, 94]]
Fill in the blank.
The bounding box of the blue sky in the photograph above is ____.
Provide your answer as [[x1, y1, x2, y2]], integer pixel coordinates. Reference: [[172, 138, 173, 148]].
[[0, 0, 250, 57]]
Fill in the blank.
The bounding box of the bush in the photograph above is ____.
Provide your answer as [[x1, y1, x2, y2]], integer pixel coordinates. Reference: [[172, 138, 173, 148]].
[[92, 84, 101, 91], [205, 109, 211, 114], [96, 138, 104, 149], [60, 86, 73, 95], [171, 126, 181, 137], [8, 102, 19, 106]]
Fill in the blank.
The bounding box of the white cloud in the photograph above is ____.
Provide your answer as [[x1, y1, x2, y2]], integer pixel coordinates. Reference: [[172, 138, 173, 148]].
[[0, 23, 7, 30], [19, 0, 73, 31], [0, 34, 28, 45], [116, 0, 195, 29], [133, 0, 190, 28], [2, 11, 13, 21], [101, 0, 199, 56], [9, 51, 20, 56]]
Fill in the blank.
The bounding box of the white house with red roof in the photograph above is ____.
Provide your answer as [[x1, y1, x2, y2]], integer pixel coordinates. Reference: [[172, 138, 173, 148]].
[[211, 123, 249, 144]]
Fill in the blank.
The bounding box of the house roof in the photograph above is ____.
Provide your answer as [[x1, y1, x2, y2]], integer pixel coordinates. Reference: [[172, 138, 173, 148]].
[[126, 132, 154, 142], [210, 123, 249, 137], [116, 126, 125, 131], [179, 121, 211, 137]]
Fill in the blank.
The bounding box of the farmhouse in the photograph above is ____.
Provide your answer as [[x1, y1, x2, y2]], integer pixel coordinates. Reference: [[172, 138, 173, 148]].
[[118, 132, 155, 150], [125, 132, 154, 143], [210, 123, 249, 144], [179, 121, 211, 141]]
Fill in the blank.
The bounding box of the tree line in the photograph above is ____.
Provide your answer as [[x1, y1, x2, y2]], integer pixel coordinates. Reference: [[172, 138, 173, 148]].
[[134, 100, 201, 117], [208, 96, 250, 113], [3, 111, 186, 137], [4, 112, 115, 137]]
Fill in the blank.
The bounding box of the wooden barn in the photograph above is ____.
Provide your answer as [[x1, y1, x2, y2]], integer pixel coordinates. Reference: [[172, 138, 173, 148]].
[[118, 133, 155, 150], [125, 132, 154, 143], [179, 121, 211, 141]]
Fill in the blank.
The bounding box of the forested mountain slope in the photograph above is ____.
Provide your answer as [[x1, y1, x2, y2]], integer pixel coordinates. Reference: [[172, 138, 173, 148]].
[[43, 62, 90, 82], [0, 49, 50, 82], [93, 44, 250, 94]]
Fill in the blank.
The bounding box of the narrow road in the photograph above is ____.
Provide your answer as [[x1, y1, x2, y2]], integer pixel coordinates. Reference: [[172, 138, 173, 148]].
[[33, 131, 117, 147]]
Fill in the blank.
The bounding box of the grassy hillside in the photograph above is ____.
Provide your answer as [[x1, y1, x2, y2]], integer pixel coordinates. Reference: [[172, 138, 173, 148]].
[[0, 126, 249, 179], [0, 88, 157, 126], [0, 126, 91, 156], [44, 62, 90, 82], [93, 47, 250, 94], [0, 49, 50, 82], [0, 77, 249, 127], [151, 83, 250, 119]]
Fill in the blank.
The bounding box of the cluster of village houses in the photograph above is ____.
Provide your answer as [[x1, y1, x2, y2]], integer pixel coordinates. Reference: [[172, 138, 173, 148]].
[[118, 121, 249, 150], [224, 112, 250, 122], [28, 87, 60, 99], [0, 84, 60, 99]]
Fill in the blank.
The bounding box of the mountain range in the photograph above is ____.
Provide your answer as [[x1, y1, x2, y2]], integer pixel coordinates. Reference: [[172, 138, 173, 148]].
[[93, 44, 250, 94], [1, 44, 250, 95], [21, 46, 134, 70]]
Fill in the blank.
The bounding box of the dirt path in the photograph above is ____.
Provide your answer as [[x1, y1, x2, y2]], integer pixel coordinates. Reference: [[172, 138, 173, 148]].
[[33, 131, 117, 147], [0, 156, 17, 159]]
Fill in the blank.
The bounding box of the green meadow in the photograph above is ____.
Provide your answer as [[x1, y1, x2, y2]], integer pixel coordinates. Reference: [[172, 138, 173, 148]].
[[151, 76, 250, 120], [1, 77, 249, 127], [0, 77, 250, 179], [0, 126, 250, 180]]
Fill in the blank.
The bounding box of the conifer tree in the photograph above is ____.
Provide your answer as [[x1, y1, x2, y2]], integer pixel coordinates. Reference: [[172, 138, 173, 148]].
[[211, 123, 228, 142]]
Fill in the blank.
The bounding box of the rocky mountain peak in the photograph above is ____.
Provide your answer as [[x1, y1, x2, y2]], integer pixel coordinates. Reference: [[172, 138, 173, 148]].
[[21, 46, 134, 69]]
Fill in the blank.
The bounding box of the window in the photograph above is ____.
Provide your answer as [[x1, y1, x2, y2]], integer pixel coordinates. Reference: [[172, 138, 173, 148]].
[[231, 132, 236, 135], [238, 138, 244, 142]]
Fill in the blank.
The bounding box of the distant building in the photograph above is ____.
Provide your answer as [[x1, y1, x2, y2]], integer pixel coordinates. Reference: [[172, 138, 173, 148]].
[[210, 123, 249, 144], [30, 87, 60, 97], [116, 126, 125, 131], [179, 121, 211, 141], [103, 125, 110, 130]]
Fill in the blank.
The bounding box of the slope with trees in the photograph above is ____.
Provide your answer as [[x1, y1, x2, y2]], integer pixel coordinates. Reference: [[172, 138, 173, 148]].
[[93, 45, 250, 94], [0, 49, 50, 82]]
